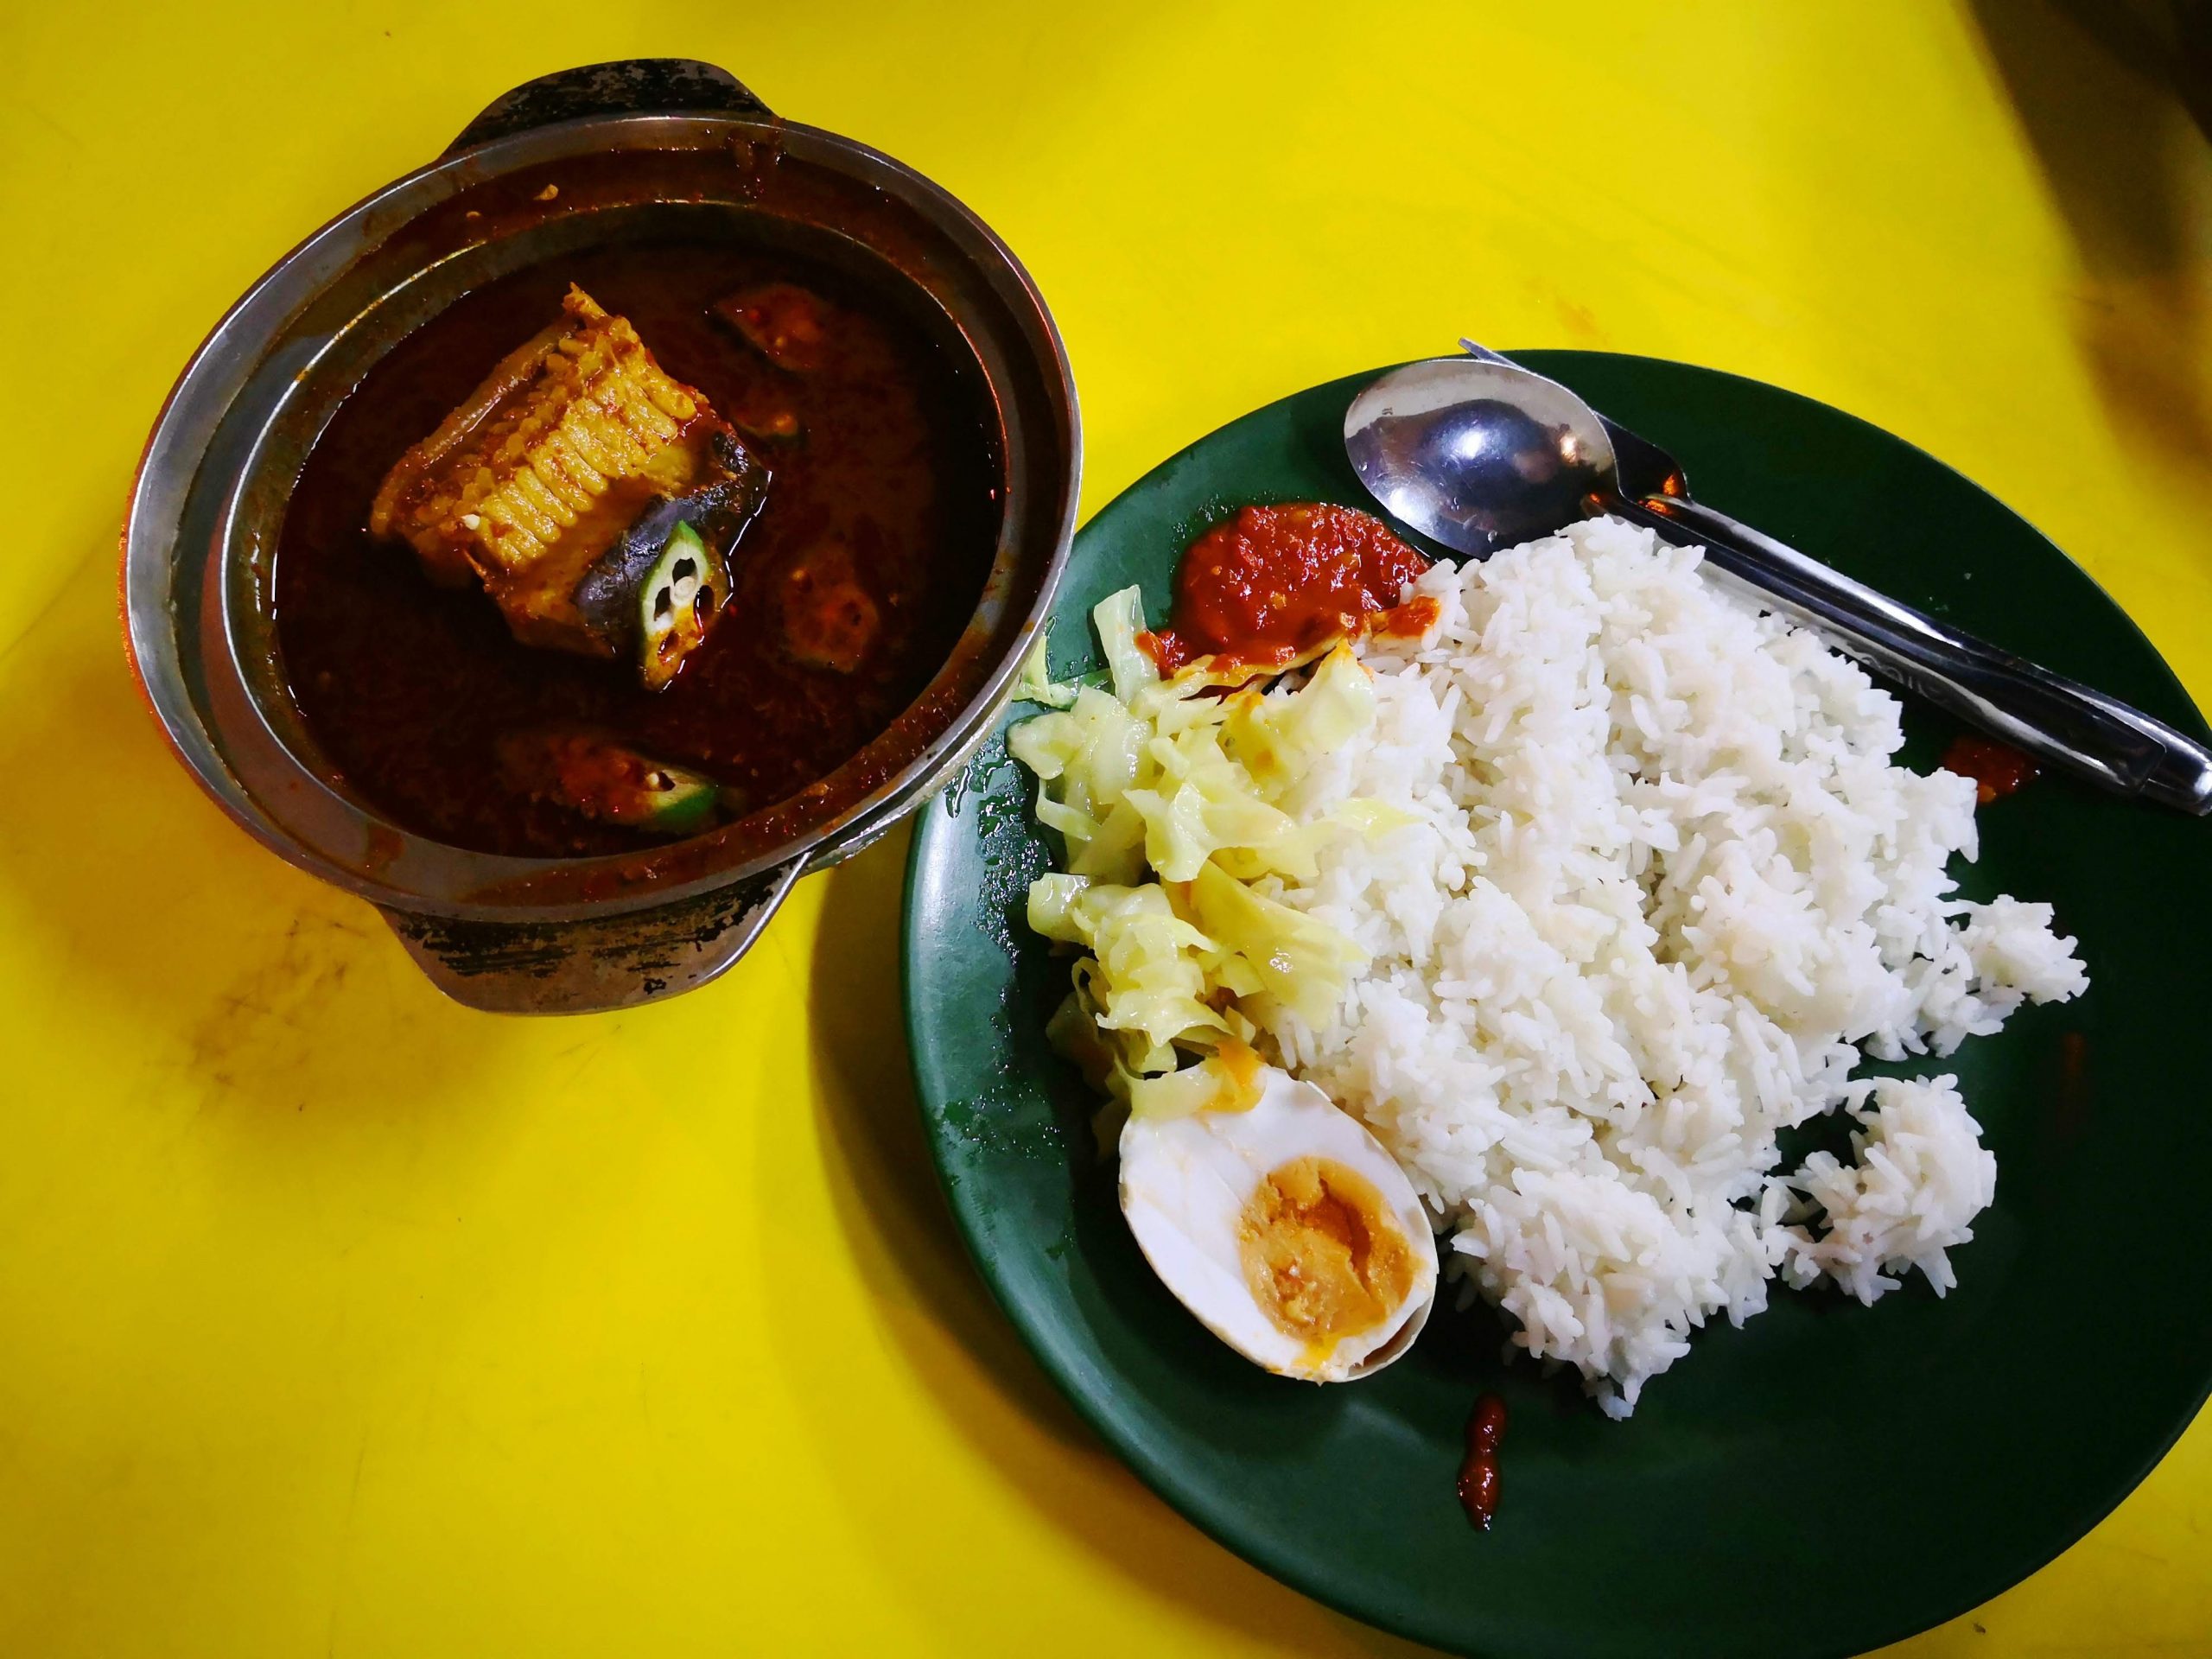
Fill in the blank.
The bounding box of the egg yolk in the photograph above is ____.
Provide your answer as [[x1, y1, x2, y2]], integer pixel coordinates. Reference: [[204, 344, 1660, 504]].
[[1236, 1156, 1415, 1355]]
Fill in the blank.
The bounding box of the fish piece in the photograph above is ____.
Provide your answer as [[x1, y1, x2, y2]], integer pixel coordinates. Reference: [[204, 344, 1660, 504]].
[[369, 286, 768, 686]]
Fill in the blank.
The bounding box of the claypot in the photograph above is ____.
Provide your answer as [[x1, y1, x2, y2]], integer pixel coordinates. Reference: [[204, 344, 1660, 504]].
[[121, 59, 1078, 1013]]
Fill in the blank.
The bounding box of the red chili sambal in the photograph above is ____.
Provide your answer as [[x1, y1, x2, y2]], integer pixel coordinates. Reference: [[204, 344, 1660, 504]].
[[1140, 503, 1433, 675], [1942, 735, 2037, 804], [1457, 1390, 1508, 1531]]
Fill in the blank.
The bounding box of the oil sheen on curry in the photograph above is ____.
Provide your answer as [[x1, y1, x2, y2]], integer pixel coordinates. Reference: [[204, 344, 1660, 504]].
[[276, 240, 1002, 858]]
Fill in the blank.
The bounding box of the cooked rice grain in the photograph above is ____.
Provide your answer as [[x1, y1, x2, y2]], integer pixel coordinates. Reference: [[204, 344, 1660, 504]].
[[1254, 518, 2085, 1414]]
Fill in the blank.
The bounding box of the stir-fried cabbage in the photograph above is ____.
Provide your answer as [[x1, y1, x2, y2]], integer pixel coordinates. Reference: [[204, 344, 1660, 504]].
[[1091, 586, 1160, 703], [1009, 589, 1401, 1128], [1012, 632, 1079, 709]]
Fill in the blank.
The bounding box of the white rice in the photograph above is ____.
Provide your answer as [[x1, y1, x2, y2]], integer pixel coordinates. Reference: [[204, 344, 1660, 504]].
[[1252, 518, 2087, 1415]]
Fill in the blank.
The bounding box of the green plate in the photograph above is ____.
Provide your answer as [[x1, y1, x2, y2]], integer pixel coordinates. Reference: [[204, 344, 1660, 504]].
[[900, 354, 2212, 1659]]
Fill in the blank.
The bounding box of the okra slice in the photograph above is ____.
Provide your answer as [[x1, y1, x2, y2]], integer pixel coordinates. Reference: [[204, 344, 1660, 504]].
[[570, 427, 767, 690], [781, 537, 881, 674], [505, 730, 725, 838], [639, 523, 734, 692], [713, 283, 831, 372]]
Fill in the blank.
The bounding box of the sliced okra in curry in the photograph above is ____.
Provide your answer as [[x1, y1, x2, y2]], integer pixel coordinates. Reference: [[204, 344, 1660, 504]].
[[636, 523, 733, 690], [730, 397, 803, 444], [781, 538, 881, 673], [714, 283, 833, 372], [503, 730, 725, 838], [570, 429, 770, 692]]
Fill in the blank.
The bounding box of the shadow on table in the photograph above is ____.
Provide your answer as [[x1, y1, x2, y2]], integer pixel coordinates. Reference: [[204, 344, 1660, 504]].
[[803, 838, 1435, 1656], [1962, 0, 2212, 466]]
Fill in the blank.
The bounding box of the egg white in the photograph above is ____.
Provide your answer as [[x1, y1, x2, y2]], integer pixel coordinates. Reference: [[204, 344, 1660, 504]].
[[1118, 1066, 1439, 1382]]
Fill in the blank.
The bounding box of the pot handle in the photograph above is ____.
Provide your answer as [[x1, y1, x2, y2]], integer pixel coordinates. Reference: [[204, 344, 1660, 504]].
[[376, 851, 810, 1015], [446, 58, 772, 156]]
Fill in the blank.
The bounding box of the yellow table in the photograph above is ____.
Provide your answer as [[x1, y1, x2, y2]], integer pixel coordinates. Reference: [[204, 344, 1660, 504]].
[[3, 4, 2207, 1654]]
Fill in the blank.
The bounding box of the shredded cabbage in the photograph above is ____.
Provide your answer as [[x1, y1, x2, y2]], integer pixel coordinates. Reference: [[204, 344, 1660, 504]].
[[1009, 612, 1387, 1128], [1126, 1037, 1264, 1121], [1013, 633, 1078, 709], [1091, 586, 1160, 703]]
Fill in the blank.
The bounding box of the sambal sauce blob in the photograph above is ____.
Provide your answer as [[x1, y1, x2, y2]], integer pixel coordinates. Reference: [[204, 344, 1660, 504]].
[[1140, 503, 1434, 675], [1457, 1390, 1508, 1531], [1942, 734, 2038, 804], [273, 239, 1003, 860]]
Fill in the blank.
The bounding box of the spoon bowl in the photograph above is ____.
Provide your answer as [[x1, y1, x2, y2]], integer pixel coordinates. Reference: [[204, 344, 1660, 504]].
[[1343, 356, 1616, 556], [1341, 350, 2212, 815]]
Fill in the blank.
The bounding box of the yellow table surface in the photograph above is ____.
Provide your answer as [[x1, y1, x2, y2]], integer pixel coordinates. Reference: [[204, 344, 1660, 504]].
[[3, 3, 2208, 1654]]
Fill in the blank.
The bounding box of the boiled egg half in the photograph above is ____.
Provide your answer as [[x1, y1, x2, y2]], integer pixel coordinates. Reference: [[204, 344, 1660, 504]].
[[1120, 1064, 1438, 1382]]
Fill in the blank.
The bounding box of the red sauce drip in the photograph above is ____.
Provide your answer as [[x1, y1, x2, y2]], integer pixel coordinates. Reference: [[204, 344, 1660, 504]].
[[1942, 735, 2037, 805], [1457, 1391, 1508, 1530], [1140, 503, 1431, 675]]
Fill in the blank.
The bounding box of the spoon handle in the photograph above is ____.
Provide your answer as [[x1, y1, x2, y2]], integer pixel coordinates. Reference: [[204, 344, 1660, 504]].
[[1610, 493, 2212, 815]]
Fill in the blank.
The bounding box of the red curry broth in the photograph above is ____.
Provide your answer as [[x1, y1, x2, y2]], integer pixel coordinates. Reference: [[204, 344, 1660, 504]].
[[275, 240, 1003, 858]]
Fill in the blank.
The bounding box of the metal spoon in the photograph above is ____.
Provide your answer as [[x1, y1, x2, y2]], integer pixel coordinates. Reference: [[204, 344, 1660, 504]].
[[1344, 352, 2212, 815]]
